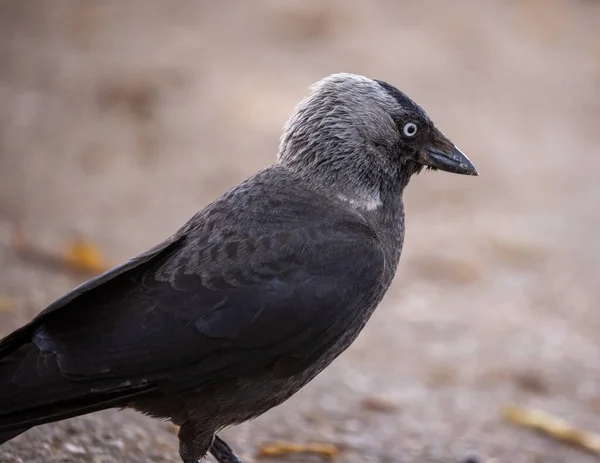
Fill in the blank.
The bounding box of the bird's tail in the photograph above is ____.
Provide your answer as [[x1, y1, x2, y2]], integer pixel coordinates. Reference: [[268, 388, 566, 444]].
[[0, 344, 151, 444], [0, 428, 28, 445]]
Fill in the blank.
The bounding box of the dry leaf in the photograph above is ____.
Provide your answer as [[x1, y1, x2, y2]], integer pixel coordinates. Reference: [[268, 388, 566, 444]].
[[63, 239, 109, 274], [511, 371, 550, 394], [13, 227, 110, 276], [503, 405, 600, 454], [360, 395, 400, 414], [257, 442, 340, 460], [0, 296, 15, 313]]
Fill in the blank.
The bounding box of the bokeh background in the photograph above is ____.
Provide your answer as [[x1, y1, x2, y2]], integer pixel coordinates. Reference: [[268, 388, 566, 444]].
[[1, 1, 599, 462]]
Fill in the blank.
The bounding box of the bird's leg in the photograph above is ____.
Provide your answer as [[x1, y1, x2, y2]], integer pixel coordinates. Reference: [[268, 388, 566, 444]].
[[178, 422, 214, 463], [209, 435, 243, 463]]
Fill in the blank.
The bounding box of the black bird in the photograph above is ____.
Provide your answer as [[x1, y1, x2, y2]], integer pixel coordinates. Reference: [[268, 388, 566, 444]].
[[0, 73, 477, 462]]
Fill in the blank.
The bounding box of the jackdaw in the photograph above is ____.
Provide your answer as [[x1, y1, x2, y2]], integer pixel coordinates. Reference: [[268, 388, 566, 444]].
[[0, 73, 477, 462]]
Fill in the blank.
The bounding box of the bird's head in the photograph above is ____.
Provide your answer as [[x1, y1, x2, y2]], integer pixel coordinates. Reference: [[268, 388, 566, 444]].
[[278, 73, 477, 207], [371, 78, 478, 177]]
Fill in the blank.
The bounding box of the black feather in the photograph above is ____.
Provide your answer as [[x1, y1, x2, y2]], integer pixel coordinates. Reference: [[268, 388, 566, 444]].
[[0, 169, 386, 436]]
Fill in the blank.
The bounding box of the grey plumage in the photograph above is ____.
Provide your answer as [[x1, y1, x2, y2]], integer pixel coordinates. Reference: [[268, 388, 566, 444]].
[[0, 73, 477, 462]]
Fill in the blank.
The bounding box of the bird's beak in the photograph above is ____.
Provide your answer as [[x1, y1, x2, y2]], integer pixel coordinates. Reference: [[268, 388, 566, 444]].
[[418, 132, 478, 176]]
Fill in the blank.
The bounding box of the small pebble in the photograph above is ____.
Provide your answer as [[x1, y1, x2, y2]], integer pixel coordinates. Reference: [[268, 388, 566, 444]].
[[63, 442, 87, 454]]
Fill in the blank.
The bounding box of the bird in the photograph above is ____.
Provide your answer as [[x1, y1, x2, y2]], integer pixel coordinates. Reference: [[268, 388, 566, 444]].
[[0, 73, 477, 463]]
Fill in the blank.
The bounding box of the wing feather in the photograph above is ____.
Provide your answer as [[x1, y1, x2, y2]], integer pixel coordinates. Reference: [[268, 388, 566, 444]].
[[0, 179, 386, 432]]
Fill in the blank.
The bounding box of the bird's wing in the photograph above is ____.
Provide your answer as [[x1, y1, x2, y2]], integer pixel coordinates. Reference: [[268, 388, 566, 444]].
[[0, 216, 385, 423], [0, 232, 184, 358], [36, 220, 384, 385]]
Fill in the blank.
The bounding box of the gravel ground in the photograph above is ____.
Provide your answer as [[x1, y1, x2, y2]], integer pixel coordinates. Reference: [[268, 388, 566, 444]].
[[1, 1, 600, 462]]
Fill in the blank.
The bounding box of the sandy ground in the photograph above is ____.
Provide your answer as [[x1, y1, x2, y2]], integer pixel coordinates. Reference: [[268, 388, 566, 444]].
[[1, 1, 600, 462]]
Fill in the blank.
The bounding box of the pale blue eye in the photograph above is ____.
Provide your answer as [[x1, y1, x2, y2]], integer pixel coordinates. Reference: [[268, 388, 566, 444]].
[[403, 122, 418, 137]]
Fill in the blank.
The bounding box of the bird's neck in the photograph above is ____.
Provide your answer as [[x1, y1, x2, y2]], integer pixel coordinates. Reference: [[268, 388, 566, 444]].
[[274, 161, 407, 284], [278, 149, 412, 209], [287, 160, 408, 272], [363, 185, 407, 275], [277, 132, 410, 275]]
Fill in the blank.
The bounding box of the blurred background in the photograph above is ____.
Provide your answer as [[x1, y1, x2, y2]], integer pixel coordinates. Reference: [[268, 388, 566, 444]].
[[0, 1, 599, 462]]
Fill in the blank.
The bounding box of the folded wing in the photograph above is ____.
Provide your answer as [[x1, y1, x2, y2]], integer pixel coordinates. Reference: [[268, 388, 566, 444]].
[[0, 218, 384, 436]]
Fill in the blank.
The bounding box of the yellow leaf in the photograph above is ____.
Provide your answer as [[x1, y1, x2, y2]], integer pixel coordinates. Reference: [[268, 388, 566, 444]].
[[503, 405, 600, 454], [63, 240, 109, 274], [257, 442, 340, 460]]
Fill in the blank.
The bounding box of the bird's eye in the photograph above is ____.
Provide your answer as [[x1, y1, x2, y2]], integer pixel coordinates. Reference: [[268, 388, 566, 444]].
[[402, 122, 418, 138]]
